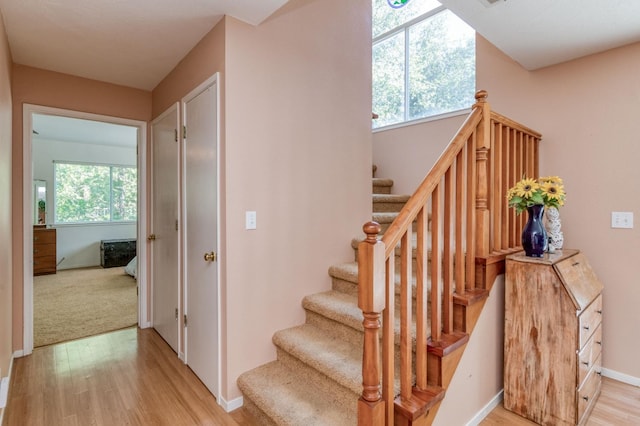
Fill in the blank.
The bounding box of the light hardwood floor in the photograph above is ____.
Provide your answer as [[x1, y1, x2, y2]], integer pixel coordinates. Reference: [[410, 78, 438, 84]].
[[4, 327, 639, 425], [481, 377, 640, 425], [4, 327, 255, 425]]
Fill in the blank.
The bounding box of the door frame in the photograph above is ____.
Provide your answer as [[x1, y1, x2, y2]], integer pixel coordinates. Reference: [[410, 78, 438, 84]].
[[22, 104, 149, 355], [181, 73, 221, 397], [150, 102, 183, 358]]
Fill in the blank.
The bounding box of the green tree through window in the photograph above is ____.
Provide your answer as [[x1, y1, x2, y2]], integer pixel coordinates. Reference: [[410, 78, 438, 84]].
[[55, 162, 137, 223], [373, 0, 475, 128]]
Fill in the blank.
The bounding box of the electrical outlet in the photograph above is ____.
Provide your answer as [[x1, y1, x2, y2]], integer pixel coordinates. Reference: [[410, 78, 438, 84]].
[[246, 211, 257, 230], [611, 211, 633, 229]]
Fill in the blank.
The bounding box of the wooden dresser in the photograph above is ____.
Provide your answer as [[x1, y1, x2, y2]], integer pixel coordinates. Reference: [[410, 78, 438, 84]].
[[33, 226, 57, 275], [504, 249, 603, 425]]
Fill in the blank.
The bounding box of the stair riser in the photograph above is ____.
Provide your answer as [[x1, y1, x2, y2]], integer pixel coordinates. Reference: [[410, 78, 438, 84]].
[[373, 185, 391, 194], [305, 310, 364, 346], [373, 202, 406, 213], [332, 276, 359, 298], [276, 348, 361, 409], [241, 398, 277, 426]]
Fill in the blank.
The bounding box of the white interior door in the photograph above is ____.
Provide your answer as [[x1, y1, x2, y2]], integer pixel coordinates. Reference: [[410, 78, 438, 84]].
[[151, 104, 180, 353], [183, 76, 219, 397]]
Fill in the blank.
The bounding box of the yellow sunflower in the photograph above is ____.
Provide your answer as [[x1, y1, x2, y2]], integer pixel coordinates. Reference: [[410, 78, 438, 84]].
[[515, 178, 540, 198], [540, 175, 563, 185]]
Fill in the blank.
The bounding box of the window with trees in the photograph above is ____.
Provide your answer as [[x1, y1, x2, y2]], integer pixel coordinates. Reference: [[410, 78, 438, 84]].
[[54, 162, 137, 224], [373, 0, 476, 129]]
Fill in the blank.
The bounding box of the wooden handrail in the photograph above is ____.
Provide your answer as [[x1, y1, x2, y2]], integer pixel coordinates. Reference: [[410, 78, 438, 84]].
[[358, 90, 542, 425]]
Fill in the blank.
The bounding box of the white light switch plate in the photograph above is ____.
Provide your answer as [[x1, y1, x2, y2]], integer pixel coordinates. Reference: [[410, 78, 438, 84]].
[[611, 211, 633, 229], [246, 211, 257, 230]]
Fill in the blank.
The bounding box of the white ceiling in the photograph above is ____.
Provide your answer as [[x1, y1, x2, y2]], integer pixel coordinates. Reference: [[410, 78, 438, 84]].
[[32, 114, 138, 148], [1, 0, 639, 92], [440, 0, 640, 70], [0, 0, 290, 90]]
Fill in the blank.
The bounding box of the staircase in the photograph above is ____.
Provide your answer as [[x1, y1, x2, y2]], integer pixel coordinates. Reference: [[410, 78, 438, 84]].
[[238, 167, 413, 425], [238, 91, 543, 425]]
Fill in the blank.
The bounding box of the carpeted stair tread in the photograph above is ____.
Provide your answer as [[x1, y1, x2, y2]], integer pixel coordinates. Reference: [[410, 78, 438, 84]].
[[304, 289, 425, 348], [373, 178, 394, 194], [303, 291, 363, 332], [237, 361, 356, 426], [273, 324, 363, 395]]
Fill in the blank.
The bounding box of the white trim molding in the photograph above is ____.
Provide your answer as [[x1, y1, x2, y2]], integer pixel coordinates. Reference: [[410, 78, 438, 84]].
[[219, 395, 243, 413], [465, 390, 504, 426], [602, 368, 640, 387], [0, 351, 16, 425]]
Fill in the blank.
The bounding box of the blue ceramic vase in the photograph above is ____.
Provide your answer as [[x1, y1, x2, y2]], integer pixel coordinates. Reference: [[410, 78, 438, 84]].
[[522, 204, 548, 257]]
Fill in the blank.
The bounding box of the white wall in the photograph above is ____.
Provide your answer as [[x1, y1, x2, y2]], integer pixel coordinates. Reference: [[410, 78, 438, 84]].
[[32, 138, 136, 269]]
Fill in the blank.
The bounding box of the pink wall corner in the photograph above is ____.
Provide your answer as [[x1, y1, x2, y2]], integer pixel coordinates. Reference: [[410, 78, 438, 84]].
[[10, 65, 151, 351], [477, 36, 640, 380], [223, 0, 372, 401], [372, 34, 640, 422], [372, 114, 467, 194], [0, 11, 13, 376]]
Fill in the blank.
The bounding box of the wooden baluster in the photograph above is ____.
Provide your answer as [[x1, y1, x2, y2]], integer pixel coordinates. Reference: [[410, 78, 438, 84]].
[[455, 149, 465, 295], [466, 133, 476, 290], [358, 222, 385, 425], [500, 123, 509, 250], [400, 227, 412, 400], [415, 207, 428, 389], [443, 168, 453, 334], [382, 256, 395, 425], [431, 184, 442, 341]]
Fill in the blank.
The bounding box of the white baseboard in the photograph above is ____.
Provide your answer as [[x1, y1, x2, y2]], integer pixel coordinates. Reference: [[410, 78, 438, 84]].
[[12, 350, 24, 358], [466, 389, 504, 426], [602, 368, 640, 387], [139, 321, 152, 329], [219, 395, 243, 413]]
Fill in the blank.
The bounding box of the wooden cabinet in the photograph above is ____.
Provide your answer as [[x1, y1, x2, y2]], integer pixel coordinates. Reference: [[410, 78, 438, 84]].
[[33, 226, 57, 275], [504, 249, 603, 425]]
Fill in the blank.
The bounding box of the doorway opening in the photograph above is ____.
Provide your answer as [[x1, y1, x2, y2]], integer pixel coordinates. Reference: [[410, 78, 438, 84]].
[[22, 104, 148, 354]]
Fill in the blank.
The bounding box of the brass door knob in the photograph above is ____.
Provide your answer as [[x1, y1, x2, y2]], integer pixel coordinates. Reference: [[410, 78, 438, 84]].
[[147, 234, 156, 241], [204, 252, 217, 262]]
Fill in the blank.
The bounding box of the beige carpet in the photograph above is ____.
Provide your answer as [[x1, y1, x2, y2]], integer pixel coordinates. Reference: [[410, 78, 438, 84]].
[[34, 267, 137, 347]]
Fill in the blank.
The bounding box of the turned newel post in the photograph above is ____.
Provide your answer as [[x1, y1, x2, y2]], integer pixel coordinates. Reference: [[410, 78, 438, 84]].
[[357, 222, 386, 425], [474, 90, 491, 258]]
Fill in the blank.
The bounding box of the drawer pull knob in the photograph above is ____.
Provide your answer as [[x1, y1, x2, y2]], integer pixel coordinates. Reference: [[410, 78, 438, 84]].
[[597, 310, 602, 314], [583, 325, 590, 331], [583, 396, 589, 402], [597, 371, 602, 376], [582, 361, 589, 366], [596, 341, 602, 345], [572, 262, 580, 266]]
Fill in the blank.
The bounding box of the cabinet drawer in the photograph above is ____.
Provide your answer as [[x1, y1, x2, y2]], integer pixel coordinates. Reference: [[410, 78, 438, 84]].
[[577, 354, 602, 424], [33, 230, 56, 244], [578, 324, 603, 386], [34, 243, 56, 257], [34, 255, 56, 274], [579, 295, 602, 348]]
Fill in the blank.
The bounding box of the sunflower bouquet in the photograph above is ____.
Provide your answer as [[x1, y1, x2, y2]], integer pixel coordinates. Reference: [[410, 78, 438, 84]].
[[506, 176, 566, 215]]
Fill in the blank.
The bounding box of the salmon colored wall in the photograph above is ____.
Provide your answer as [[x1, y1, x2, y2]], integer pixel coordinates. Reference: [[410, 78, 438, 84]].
[[373, 114, 466, 194], [151, 18, 225, 119], [477, 37, 640, 381], [373, 35, 640, 423], [11, 65, 151, 351], [223, 0, 371, 401], [0, 12, 13, 379]]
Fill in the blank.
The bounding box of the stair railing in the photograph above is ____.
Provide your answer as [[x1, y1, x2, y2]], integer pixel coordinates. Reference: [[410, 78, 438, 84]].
[[357, 90, 542, 425]]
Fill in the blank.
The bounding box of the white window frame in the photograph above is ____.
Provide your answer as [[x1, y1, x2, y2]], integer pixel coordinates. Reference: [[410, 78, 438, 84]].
[[53, 160, 138, 225], [372, 4, 475, 130]]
